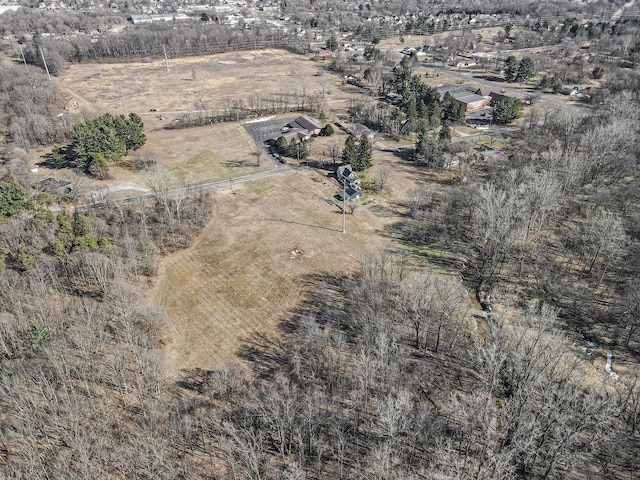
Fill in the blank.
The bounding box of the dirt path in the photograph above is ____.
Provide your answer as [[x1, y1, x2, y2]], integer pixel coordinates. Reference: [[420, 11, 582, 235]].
[[58, 86, 99, 112]]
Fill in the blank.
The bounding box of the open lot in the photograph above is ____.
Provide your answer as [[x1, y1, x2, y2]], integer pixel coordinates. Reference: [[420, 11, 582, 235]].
[[48, 49, 429, 369], [37, 49, 360, 192], [151, 162, 422, 370]]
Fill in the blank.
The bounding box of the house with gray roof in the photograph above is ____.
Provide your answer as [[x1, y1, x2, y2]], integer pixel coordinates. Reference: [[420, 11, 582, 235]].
[[285, 115, 323, 135], [336, 164, 361, 189], [337, 186, 362, 201], [348, 123, 376, 142]]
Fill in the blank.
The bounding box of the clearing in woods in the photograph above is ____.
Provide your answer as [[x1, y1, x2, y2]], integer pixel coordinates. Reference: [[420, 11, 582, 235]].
[[150, 167, 419, 370], [55, 49, 423, 370]]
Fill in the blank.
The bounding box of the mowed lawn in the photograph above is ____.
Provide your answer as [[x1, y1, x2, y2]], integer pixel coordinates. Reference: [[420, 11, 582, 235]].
[[150, 168, 399, 370]]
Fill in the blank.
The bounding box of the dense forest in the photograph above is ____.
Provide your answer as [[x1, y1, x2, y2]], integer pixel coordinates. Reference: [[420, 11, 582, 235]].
[[1, 0, 640, 478]]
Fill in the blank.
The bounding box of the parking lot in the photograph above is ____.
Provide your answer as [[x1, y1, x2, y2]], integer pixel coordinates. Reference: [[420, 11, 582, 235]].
[[243, 116, 298, 145]]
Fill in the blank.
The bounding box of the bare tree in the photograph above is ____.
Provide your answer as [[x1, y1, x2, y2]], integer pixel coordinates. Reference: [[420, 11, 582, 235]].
[[375, 162, 393, 191]]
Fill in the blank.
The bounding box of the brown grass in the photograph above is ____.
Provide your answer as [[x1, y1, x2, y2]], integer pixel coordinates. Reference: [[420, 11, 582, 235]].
[[150, 166, 415, 370], [37, 49, 358, 190], [48, 49, 435, 370]]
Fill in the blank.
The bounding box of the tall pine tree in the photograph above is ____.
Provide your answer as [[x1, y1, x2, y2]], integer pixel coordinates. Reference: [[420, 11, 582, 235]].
[[353, 134, 372, 172], [342, 135, 358, 166]]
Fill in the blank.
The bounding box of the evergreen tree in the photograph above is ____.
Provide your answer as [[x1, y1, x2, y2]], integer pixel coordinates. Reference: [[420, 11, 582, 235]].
[[592, 66, 605, 79], [493, 97, 524, 125], [438, 124, 452, 144], [405, 93, 418, 124], [429, 102, 442, 130], [504, 55, 518, 81], [354, 134, 372, 171], [321, 123, 335, 136], [0, 174, 28, 218], [517, 57, 535, 82], [442, 92, 466, 125], [125, 113, 146, 150], [65, 113, 145, 176], [275, 136, 289, 154], [342, 135, 358, 165], [413, 127, 442, 165], [326, 36, 338, 51]]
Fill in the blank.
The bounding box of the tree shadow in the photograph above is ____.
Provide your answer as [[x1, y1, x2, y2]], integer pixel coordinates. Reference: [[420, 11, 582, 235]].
[[38, 151, 74, 169], [235, 331, 290, 378], [378, 146, 414, 161], [235, 271, 348, 377], [473, 74, 506, 82], [223, 159, 249, 168]]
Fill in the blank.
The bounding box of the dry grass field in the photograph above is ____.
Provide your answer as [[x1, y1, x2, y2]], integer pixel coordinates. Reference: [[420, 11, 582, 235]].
[[36, 49, 363, 191], [151, 165, 418, 370], [48, 49, 428, 370]]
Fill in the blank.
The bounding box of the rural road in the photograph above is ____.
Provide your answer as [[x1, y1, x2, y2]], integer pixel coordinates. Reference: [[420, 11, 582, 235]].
[[72, 160, 295, 212]]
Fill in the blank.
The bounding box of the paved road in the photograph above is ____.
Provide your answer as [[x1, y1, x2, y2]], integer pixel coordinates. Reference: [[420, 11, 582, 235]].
[[69, 162, 295, 212]]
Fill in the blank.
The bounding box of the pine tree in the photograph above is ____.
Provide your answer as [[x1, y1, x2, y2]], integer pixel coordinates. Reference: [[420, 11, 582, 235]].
[[438, 124, 452, 144], [442, 92, 465, 125], [504, 55, 518, 81], [342, 135, 357, 165], [354, 134, 372, 171], [517, 57, 535, 82], [275, 136, 289, 154], [125, 113, 146, 150], [493, 97, 523, 125]]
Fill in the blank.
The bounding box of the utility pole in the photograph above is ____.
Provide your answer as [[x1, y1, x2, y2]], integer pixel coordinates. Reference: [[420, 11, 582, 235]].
[[119, 85, 128, 115], [39, 47, 51, 80], [163, 45, 169, 72], [19, 45, 27, 66], [342, 180, 346, 234]]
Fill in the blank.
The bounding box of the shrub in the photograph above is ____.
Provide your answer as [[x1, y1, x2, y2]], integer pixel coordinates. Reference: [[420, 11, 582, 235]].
[[592, 66, 605, 80], [321, 123, 335, 136]]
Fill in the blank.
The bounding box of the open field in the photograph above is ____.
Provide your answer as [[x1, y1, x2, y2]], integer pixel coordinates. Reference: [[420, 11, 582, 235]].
[[151, 163, 421, 370], [45, 49, 436, 369], [33, 49, 364, 192]]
